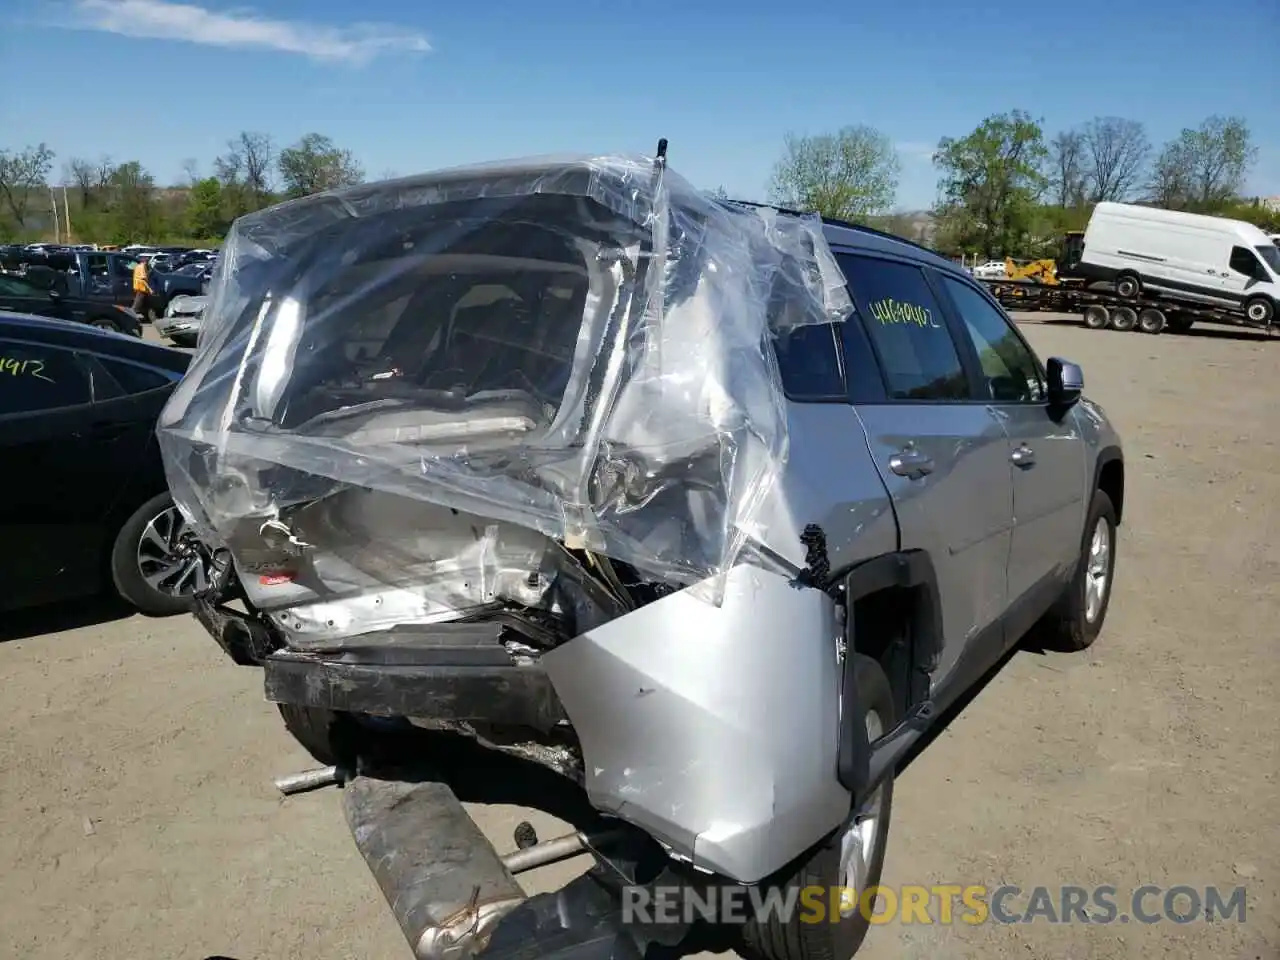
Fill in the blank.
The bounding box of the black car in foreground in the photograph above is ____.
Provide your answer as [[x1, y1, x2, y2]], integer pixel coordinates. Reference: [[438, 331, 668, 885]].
[[0, 272, 142, 336], [0, 312, 205, 616]]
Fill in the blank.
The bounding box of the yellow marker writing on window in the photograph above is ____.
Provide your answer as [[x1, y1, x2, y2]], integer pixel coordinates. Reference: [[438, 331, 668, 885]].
[[870, 298, 941, 330], [0, 357, 55, 382]]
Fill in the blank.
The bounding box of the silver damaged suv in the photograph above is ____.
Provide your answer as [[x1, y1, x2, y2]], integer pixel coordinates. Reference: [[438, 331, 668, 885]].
[[163, 152, 1125, 960]]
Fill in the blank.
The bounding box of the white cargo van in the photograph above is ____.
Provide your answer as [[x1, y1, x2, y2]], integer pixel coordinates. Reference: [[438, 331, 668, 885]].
[[1077, 202, 1280, 325]]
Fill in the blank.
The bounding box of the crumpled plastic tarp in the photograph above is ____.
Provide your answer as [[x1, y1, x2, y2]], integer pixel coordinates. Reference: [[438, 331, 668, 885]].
[[157, 153, 853, 590]]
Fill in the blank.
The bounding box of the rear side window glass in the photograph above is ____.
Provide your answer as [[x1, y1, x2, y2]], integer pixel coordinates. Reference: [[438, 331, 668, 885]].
[[99, 357, 172, 394], [838, 256, 969, 401], [0, 339, 93, 415], [773, 324, 845, 401]]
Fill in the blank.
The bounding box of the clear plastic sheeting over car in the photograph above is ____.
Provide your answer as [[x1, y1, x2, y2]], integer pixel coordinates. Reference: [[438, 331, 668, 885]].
[[157, 153, 853, 613]]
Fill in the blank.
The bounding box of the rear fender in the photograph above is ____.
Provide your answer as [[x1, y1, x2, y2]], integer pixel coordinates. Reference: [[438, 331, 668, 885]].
[[541, 563, 850, 884], [835, 550, 942, 798]]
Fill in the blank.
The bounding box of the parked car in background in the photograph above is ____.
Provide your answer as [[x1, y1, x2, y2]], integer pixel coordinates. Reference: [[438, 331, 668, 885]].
[[155, 294, 206, 347], [971, 259, 1008, 279], [42, 250, 143, 306], [0, 312, 205, 616], [148, 262, 213, 317], [0, 272, 142, 335]]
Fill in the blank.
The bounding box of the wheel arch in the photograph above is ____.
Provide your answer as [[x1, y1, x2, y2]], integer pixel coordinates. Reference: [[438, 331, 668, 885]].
[[836, 549, 943, 796], [1093, 447, 1125, 525]]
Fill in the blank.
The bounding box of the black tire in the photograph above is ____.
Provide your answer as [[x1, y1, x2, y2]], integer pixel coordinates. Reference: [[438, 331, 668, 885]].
[[170, 334, 198, 349], [1082, 305, 1109, 329], [91, 314, 140, 337], [109, 492, 202, 616], [740, 655, 894, 960], [1137, 308, 1166, 334], [277, 704, 347, 766], [1108, 306, 1137, 332], [1114, 274, 1141, 299], [1034, 489, 1117, 652], [1243, 295, 1275, 326], [1166, 313, 1194, 334]]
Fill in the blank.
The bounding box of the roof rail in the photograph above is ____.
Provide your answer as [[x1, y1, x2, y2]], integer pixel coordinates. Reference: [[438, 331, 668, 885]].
[[720, 198, 942, 258]]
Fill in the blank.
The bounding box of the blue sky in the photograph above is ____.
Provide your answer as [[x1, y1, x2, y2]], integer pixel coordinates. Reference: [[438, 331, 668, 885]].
[[2, 0, 1277, 210]]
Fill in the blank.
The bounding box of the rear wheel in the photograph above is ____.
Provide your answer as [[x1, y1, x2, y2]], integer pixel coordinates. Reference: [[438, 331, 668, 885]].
[[110, 493, 206, 615], [1082, 305, 1109, 329], [740, 655, 894, 960], [1166, 313, 1195, 334], [1114, 273, 1141, 298], [278, 704, 346, 766], [1108, 306, 1138, 332]]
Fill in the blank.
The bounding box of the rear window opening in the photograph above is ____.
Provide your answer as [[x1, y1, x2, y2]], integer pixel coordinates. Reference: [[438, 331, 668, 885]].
[[235, 195, 647, 441]]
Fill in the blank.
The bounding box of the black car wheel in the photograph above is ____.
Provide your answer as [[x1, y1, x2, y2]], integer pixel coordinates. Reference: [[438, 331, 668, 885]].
[[110, 493, 207, 616], [740, 655, 895, 960], [91, 315, 141, 337], [1033, 489, 1117, 652]]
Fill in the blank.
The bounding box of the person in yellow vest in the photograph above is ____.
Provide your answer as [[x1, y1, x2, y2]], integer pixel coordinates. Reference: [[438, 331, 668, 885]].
[[131, 258, 152, 321]]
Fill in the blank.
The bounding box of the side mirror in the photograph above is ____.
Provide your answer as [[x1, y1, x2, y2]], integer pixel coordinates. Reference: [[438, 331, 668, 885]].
[[1046, 357, 1083, 408]]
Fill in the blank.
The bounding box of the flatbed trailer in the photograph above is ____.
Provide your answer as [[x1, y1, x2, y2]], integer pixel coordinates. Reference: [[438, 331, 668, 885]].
[[978, 277, 1277, 336]]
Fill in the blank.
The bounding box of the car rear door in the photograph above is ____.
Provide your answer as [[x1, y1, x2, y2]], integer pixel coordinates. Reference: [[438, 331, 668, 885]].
[[836, 252, 1015, 691], [935, 272, 1087, 640], [0, 337, 126, 608]]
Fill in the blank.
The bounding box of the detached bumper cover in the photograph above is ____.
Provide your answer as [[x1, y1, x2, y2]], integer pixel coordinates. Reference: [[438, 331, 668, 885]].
[[345, 774, 644, 960]]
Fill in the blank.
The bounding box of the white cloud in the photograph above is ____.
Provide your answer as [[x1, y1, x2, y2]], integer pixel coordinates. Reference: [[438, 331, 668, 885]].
[[66, 0, 431, 64]]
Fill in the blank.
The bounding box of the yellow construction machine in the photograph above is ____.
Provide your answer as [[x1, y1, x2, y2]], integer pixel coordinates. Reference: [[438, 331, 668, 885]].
[[1003, 257, 1060, 285]]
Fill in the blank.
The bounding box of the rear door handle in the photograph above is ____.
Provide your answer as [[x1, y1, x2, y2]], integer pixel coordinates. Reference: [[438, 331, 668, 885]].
[[1011, 444, 1036, 468], [889, 448, 935, 479]]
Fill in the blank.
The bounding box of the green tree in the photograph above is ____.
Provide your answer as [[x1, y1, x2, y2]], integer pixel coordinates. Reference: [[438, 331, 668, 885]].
[[768, 125, 900, 221], [103, 161, 158, 243], [0, 143, 55, 230], [1148, 116, 1257, 211], [278, 133, 364, 199], [932, 111, 1048, 258], [186, 177, 226, 240]]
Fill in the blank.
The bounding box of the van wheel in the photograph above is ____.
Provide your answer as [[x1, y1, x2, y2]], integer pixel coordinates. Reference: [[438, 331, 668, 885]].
[[1114, 274, 1141, 298], [1243, 296, 1275, 326], [1137, 308, 1166, 334], [739, 655, 894, 960], [1108, 306, 1138, 332], [1083, 305, 1109, 329]]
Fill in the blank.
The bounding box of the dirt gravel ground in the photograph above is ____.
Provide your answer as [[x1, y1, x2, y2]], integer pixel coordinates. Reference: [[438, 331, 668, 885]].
[[2, 313, 1278, 960]]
